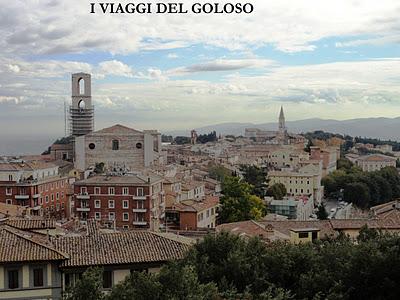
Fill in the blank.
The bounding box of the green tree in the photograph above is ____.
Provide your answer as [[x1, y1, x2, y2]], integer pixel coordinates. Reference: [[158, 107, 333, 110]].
[[208, 164, 232, 182], [240, 165, 268, 197], [64, 267, 104, 300], [107, 271, 161, 300], [344, 182, 370, 208], [266, 183, 287, 200], [220, 176, 266, 223], [316, 203, 328, 220]]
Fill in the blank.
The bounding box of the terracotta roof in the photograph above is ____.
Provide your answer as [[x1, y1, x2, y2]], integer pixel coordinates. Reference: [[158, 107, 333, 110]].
[[172, 196, 219, 213], [258, 220, 335, 238], [5, 218, 56, 230], [0, 226, 67, 263], [330, 219, 400, 229], [52, 230, 190, 268], [357, 154, 396, 162]]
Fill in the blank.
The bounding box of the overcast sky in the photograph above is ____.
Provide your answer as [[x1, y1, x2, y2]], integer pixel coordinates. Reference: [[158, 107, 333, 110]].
[[1, 0, 400, 139]]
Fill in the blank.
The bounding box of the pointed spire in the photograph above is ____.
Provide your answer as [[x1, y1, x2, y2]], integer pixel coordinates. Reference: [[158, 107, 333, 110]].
[[279, 106, 285, 130]]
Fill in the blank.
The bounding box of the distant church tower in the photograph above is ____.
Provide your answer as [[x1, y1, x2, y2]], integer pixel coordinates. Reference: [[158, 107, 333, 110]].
[[69, 73, 94, 136], [277, 106, 289, 145]]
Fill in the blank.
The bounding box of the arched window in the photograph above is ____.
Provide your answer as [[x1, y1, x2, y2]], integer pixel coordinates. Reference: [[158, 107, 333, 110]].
[[78, 100, 86, 110], [78, 78, 85, 95], [112, 140, 119, 150]]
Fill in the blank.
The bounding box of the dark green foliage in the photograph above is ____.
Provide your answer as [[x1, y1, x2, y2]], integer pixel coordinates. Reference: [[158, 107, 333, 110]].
[[354, 136, 400, 151], [240, 165, 268, 197], [94, 162, 105, 174], [322, 166, 400, 208], [64, 267, 104, 300], [161, 134, 173, 143], [197, 131, 218, 144], [68, 232, 400, 300], [220, 176, 266, 222], [316, 203, 328, 220], [266, 183, 287, 200], [54, 136, 73, 145], [173, 136, 191, 145], [208, 164, 232, 181]]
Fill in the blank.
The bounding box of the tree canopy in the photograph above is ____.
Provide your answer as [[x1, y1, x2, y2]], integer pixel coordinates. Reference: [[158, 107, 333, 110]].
[[239, 165, 268, 197], [67, 230, 400, 300], [219, 175, 266, 223], [322, 165, 400, 208]]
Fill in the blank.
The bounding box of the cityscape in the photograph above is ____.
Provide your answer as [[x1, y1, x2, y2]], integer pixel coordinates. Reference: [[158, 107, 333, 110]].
[[1, 1, 400, 299]]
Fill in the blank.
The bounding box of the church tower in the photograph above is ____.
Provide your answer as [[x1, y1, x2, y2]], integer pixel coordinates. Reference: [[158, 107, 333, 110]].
[[69, 73, 94, 136], [277, 106, 289, 145], [279, 106, 286, 131]]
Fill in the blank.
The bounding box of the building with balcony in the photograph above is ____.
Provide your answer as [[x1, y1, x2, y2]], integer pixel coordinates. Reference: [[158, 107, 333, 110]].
[[73, 174, 164, 230], [0, 161, 72, 219]]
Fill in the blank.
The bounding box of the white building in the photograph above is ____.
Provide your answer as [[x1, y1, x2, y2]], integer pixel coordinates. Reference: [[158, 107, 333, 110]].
[[268, 164, 324, 205]]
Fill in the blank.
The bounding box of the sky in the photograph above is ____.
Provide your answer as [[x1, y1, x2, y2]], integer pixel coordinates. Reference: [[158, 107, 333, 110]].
[[1, 0, 400, 144]]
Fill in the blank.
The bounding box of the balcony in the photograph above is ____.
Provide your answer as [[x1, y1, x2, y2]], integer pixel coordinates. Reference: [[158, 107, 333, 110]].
[[132, 208, 147, 213], [133, 195, 147, 200], [15, 195, 29, 200], [76, 207, 90, 212], [132, 220, 147, 226], [33, 193, 41, 198], [76, 193, 90, 200]]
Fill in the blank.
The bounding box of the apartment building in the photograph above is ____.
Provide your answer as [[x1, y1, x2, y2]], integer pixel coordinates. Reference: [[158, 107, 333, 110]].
[[309, 146, 338, 176], [73, 174, 165, 230], [168, 196, 219, 230], [0, 161, 72, 219], [268, 164, 324, 205], [355, 154, 396, 172]]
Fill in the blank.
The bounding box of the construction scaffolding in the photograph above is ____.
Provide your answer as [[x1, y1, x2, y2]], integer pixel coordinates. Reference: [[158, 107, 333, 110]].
[[69, 105, 94, 136]]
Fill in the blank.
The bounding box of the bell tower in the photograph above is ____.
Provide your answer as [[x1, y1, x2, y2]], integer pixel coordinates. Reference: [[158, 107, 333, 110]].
[[69, 73, 94, 136]]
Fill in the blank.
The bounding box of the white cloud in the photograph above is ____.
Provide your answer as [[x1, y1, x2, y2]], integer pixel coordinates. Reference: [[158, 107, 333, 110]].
[[167, 53, 179, 59], [96, 60, 134, 78]]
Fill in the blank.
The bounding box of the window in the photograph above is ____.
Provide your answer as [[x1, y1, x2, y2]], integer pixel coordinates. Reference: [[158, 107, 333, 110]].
[[6, 187, 12, 195], [298, 232, 309, 239], [8, 175, 13, 181], [123, 212, 129, 221], [108, 200, 115, 209], [61, 203, 65, 209], [94, 187, 101, 195], [88, 143, 96, 150], [95, 212, 101, 220], [103, 271, 112, 289], [109, 212, 115, 221], [33, 268, 44, 287], [206, 210, 210, 218], [51, 194, 54, 202], [109, 187, 115, 195], [8, 270, 19, 289], [6, 199, 12, 205], [123, 200, 129, 209], [45, 196, 49, 203], [56, 203, 60, 211], [81, 187, 87, 194], [61, 192, 64, 199], [61, 180, 64, 187], [112, 140, 119, 150], [136, 142, 142, 149], [122, 187, 129, 195], [137, 187, 144, 197], [56, 192, 59, 200], [211, 208, 214, 215], [56, 181, 59, 189], [95, 200, 101, 208]]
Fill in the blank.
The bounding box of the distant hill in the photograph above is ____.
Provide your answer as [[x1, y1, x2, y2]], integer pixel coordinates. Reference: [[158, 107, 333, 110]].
[[164, 117, 400, 141]]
